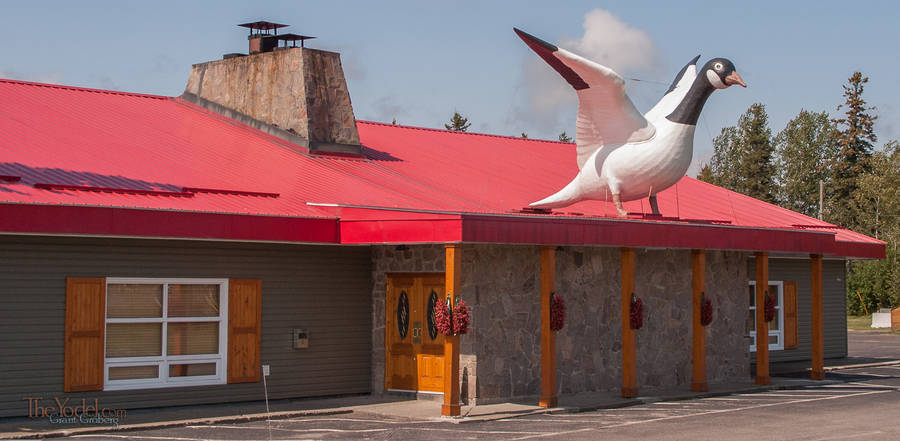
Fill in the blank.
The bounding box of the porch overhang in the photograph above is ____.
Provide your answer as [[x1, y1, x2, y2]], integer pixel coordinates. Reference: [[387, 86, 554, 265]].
[[336, 206, 885, 259], [0, 203, 885, 259]]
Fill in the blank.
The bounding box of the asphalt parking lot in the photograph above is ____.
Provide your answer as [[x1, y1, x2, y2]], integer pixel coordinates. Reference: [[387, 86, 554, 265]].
[[58, 364, 900, 441], [848, 329, 900, 359]]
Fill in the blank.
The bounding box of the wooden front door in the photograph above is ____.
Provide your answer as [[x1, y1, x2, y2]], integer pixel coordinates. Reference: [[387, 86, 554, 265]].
[[385, 274, 445, 392]]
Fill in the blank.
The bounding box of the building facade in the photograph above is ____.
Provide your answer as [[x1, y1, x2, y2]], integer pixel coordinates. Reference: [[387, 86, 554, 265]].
[[0, 25, 884, 418]]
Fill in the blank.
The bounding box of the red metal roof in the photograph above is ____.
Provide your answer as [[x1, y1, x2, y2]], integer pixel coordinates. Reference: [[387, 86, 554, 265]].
[[0, 78, 885, 258]]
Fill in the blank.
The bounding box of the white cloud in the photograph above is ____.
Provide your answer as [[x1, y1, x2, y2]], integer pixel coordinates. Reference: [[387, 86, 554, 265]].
[[509, 9, 661, 139], [365, 96, 410, 123], [151, 53, 179, 74], [0, 69, 63, 84], [0, 69, 22, 79], [95, 75, 120, 91], [564, 9, 659, 74]]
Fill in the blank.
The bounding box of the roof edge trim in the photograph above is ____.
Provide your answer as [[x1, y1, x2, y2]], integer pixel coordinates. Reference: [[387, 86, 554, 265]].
[[0, 203, 340, 243], [0, 77, 169, 100]]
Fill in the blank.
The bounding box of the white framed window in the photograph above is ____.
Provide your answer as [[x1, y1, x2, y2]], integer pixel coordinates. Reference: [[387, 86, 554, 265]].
[[103, 278, 228, 390], [748, 280, 784, 351]]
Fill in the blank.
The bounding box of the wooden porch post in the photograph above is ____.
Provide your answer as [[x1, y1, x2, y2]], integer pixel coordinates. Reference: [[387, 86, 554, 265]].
[[755, 251, 770, 385], [810, 254, 825, 380], [621, 247, 638, 398], [691, 249, 708, 392], [539, 246, 557, 407], [442, 244, 461, 416]]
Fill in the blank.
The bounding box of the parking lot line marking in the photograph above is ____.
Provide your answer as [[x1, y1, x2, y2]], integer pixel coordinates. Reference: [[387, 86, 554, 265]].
[[733, 393, 813, 398], [649, 407, 721, 412], [250, 417, 443, 425], [653, 401, 707, 405], [503, 417, 596, 423], [190, 423, 544, 437], [747, 393, 842, 398], [791, 384, 858, 394], [844, 382, 900, 386], [646, 404, 713, 410], [185, 424, 390, 434], [541, 413, 661, 419], [815, 430, 888, 440], [545, 411, 644, 416], [618, 405, 705, 409], [509, 427, 596, 440], [787, 388, 856, 391], [395, 427, 545, 435], [530, 413, 620, 418], [71, 435, 213, 441], [602, 390, 891, 427], [545, 412, 604, 417], [511, 388, 893, 439]]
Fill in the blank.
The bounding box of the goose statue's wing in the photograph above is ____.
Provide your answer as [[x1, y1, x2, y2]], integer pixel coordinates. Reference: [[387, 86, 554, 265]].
[[515, 28, 656, 170], [643, 55, 700, 122]]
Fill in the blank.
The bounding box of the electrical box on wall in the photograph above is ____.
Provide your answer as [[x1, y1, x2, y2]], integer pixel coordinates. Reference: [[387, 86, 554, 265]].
[[292, 328, 308, 349]]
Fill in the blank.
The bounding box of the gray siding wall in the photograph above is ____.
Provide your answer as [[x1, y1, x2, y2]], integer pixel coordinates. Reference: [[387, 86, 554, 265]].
[[0, 236, 372, 417], [747, 257, 847, 363]]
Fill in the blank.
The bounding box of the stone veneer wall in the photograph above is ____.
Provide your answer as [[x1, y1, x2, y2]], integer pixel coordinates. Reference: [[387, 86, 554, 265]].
[[372, 245, 750, 404], [459, 245, 542, 402], [184, 47, 359, 145], [554, 247, 622, 394], [704, 250, 752, 381], [555, 248, 749, 394]]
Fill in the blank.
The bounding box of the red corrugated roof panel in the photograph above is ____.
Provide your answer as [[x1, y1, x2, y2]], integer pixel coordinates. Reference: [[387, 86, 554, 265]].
[[0, 78, 885, 258]]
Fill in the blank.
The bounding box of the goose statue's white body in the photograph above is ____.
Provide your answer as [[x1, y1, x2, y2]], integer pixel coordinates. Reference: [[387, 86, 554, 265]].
[[538, 117, 696, 206], [515, 29, 745, 216]]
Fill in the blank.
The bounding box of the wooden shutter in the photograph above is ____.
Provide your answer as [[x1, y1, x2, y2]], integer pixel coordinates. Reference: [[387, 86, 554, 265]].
[[228, 279, 262, 383], [64, 277, 106, 392], [783, 281, 798, 350]]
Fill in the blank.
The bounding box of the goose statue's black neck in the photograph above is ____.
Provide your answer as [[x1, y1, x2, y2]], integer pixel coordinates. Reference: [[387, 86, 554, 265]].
[[666, 77, 715, 126]]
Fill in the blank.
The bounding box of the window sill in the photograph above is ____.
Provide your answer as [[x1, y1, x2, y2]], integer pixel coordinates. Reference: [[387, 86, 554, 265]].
[[104, 378, 226, 391]]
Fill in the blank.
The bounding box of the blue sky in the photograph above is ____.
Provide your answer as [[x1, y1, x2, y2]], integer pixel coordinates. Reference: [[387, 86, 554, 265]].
[[2, 1, 897, 174]]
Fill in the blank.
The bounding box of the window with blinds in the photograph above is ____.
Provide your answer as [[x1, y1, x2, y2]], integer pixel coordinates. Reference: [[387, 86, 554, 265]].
[[104, 279, 228, 390]]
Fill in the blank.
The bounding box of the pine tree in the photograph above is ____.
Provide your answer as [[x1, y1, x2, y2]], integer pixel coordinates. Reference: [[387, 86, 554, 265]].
[[774, 110, 838, 218], [854, 141, 900, 241], [847, 142, 900, 313], [444, 111, 471, 132], [558, 132, 573, 143], [738, 104, 777, 203], [700, 103, 776, 204], [703, 126, 741, 189], [829, 72, 878, 230], [696, 163, 714, 183]]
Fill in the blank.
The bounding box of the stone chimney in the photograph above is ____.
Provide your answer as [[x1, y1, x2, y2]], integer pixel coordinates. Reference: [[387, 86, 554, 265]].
[[181, 21, 361, 155]]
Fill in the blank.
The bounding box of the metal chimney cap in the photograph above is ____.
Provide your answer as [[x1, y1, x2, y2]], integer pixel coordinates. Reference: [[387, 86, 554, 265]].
[[276, 34, 316, 48], [276, 34, 315, 41], [238, 21, 289, 32]]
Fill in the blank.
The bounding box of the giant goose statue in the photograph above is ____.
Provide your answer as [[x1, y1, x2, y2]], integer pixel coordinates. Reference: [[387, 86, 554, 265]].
[[515, 28, 746, 217]]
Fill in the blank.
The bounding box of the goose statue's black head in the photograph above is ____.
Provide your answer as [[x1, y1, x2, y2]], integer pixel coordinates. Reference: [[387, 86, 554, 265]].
[[666, 57, 746, 126], [701, 58, 746, 89]]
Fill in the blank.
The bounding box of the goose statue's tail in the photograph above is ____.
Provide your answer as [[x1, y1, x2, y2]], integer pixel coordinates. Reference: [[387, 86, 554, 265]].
[[529, 178, 585, 209]]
